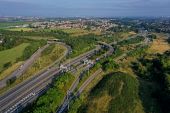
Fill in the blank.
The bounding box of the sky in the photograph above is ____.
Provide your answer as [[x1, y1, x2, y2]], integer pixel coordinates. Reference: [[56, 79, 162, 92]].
[[0, 0, 170, 17]]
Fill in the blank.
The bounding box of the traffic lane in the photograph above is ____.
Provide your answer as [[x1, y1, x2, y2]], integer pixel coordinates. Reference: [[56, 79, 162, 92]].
[[1, 45, 102, 112], [58, 68, 102, 113], [0, 50, 93, 101], [3, 72, 58, 112], [0, 54, 91, 111], [0, 68, 60, 112], [0, 68, 58, 108], [0, 44, 49, 88], [2, 59, 90, 112]]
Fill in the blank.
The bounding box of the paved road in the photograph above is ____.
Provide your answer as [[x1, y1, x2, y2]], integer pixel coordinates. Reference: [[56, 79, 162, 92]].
[[69, 64, 92, 93], [57, 41, 114, 113], [57, 69, 102, 113], [0, 44, 50, 89], [76, 69, 102, 95], [0, 41, 71, 89], [0, 45, 101, 113], [57, 35, 144, 113], [57, 64, 92, 113], [0, 34, 142, 113]]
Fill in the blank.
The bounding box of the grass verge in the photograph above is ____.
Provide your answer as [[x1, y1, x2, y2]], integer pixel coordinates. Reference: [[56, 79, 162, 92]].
[[0, 44, 66, 94], [23, 73, 75, 113]]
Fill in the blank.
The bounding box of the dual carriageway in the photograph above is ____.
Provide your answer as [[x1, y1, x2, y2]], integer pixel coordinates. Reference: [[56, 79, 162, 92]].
[[0, 34, 144, 113]]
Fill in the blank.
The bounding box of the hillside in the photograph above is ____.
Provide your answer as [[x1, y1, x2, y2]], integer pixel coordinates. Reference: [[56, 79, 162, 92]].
[[77, 72, 143, 113]]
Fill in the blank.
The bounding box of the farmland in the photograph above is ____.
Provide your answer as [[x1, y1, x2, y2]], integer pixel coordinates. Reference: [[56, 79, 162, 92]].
[[6, 27, 33, 32], [61, 28, 101, 36], [0, 22, 32, 28]]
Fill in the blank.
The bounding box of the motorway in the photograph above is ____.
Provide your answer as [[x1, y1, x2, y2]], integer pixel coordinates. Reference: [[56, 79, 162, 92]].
[[0, 41, 71, 89], [57, 41, 115, 113], [0, 34, 140, 113], [57, 34, 145, 113], [0, 44, 50, 89], [0, 44, 102, 113]]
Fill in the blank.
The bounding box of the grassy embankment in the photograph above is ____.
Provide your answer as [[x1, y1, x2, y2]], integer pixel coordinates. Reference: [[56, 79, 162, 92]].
[[103, 33, 170, 113], [24, 36, 54, 40], [16, 44, 66, 84], [120, 31, 136, 39], [147, 34, 170, 54], [0, 43, 30, 79], [23, 73, 75, 113], [68, 34, 150, 113], [69, 72, 144, 113], [0, 44, 66, 94], [64, 35, 97, 58]]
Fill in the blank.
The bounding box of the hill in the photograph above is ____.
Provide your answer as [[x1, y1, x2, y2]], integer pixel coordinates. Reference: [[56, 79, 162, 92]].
[[77, 72, 143, 113]]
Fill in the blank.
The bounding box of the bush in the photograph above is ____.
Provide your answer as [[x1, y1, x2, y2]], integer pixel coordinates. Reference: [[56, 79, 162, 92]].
[[148, 34, 157, 39], [23, 73, 74, 113], [131, 52, 170, 113], [127, 45, 148, 57], [6, 76, 17, 85], [3, 62, 12, 68], [22, 40, 46, 60], [118, 36, 144, 46], [101, 57, 119, 71], [64, 34, 97, 57]]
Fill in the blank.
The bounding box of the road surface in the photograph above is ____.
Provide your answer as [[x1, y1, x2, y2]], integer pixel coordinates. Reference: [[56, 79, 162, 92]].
[[57, 69, 102, 113], [0, 34, 142, 113], [57, 41, 114, 113], [57, 35, 144, 113], [0, 44, 49, 89], [0, 45, 101, 113]]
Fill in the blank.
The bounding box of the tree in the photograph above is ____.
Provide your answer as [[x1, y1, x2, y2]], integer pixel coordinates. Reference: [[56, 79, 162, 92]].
[[6, 76, 17, 85], [3, 62, 12, 68]]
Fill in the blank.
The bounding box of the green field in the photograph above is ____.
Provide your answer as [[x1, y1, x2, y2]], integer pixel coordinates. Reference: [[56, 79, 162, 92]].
[[62, 28, 101, 36], [7, 27, 33, 31], [0, 43, 30, 71], [42, 28, 101, 37], [24, 36, 54, 40], [0, 22, 32, 28]]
